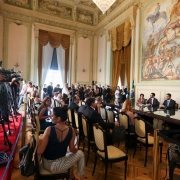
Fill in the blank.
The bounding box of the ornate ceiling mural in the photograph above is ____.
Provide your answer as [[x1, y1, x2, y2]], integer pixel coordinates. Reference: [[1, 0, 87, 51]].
[[77, 10, 93, 24], [3, 0, 126, 25], [4, 0, 31, 9], [38, 0, 72, 19]]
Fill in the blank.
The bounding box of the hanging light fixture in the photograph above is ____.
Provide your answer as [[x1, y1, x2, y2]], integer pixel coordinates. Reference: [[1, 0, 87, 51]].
[[92, 0, 116, 14]]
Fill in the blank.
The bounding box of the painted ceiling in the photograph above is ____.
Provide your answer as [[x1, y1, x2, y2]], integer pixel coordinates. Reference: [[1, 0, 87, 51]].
[[4, 0, 125, 25]]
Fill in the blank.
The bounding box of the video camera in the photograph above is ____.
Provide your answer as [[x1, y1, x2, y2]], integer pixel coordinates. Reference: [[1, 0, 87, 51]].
[[0, 61, 23, 82]]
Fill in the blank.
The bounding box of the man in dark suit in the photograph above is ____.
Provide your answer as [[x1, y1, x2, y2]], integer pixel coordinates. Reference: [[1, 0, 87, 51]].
[[146, 92, 159, 107], [105, 85, 111, 103], [83, 98, 119, 141], [119, 86, 127, 104], [160, 93, 176, 109], [99, 84, 102, 96], [102, 86, 106, 102], [69, 95, 80, 111], [47, 82, 53, 98]]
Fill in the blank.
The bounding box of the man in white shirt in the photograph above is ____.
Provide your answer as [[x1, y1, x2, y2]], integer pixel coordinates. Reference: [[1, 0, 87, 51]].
[[146, 92, 159, 107], [62, 83, 71, 103], [18, 80, 27, 108], [27, 82, 36, 97]]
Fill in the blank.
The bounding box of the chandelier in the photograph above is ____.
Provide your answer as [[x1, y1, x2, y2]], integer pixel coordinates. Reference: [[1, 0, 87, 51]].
[[92, 0, 116, 14]]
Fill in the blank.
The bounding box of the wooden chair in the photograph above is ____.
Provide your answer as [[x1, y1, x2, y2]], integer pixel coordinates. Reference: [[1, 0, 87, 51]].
[[74, 111, 81, 149], [51, 98, 56, 108], [33, 134, 70, 180], [35, 116, 45, 135], [54, 99, 61, 107], [82, 115, 94, 166], [118, 112, 135, 153], [67, 108, 73, 126], [133, 117, 163, 167], [92, 125, 128, 180], [100, 106, 107, 122], [106, 108, 115, 123], [175, 103, 178, 109]]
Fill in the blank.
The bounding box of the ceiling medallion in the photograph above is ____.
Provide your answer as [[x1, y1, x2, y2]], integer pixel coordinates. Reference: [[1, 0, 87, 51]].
[[92, 0, 116, 14]]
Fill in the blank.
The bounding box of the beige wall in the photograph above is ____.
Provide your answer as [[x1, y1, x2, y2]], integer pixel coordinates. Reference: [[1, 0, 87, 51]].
[[97, 35, 106, 84], [0, 15, 3, 61], [76, 37, 91, 83], [7, 23, 27, 79]]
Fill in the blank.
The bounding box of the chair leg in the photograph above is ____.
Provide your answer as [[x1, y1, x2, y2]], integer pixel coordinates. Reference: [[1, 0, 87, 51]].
[[104, 161, 108, 180], [160, 145, 162, 163], [78, 135, 81, 150], [124, 159, 127, 180], [86, 143, 90, 166], [92, 155, 97, 175], [82, 142, 85, 152], [144, 146, 148, 167], [133, 142, 137, 158]]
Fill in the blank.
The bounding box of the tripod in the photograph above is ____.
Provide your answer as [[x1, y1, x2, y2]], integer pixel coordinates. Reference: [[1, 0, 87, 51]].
[[0, 113, 12, 151]]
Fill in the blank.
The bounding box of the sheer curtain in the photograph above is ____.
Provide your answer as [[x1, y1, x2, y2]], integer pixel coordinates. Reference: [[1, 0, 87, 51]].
[[42, 42, 54, 88], [56, 45, 65, 86]]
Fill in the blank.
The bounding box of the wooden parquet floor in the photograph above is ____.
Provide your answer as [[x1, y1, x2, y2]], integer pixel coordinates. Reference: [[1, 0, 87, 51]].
[[11, 111, 180, 180]]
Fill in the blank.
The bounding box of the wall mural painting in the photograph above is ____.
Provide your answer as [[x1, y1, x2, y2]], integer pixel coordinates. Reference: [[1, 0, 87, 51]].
[[142, 0, 180, 81]]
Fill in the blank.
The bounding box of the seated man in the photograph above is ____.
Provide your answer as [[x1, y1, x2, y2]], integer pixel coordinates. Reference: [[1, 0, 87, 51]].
[[160, 93, 176, 109], [83, 98, 119, 142], [69, 95, 80, 111], [146, 92, 159, 107]]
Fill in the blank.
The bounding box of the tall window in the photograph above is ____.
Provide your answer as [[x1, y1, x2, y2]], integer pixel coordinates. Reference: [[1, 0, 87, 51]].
[[45, 48, 62, 87]]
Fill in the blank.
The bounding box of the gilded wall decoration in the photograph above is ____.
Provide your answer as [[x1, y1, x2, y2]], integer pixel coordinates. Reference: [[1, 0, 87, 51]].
[[110, 0, 124, 12], [38, 0, 72, 19], [142, 0, 180, 81], [5, 0, 31, 9], [79, 1, 96, 8], [98, 12, 106, 23], [77, 10, 93, 24]]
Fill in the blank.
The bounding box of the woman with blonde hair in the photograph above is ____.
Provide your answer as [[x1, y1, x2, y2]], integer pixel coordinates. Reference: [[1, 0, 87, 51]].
[[122, 99, 138, 132], [95, 96, 102, 114], [38, 97, 54, 130]]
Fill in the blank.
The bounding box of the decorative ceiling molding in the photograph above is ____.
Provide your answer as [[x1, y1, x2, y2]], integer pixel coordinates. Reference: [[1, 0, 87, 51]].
[[34, 22, 75, 36], [104, 5, 138, 31]]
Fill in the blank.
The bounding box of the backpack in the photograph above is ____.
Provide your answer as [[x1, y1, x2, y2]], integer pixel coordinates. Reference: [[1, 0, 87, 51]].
[[19, 142, 35, 177], [112, 126, 126, 144]]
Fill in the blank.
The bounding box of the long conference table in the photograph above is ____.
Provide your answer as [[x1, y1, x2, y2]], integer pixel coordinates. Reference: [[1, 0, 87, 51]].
[[103, 103, 180, 180]]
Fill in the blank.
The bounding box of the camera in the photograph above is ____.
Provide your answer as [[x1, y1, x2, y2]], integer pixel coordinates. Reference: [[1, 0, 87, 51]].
[[0, 61, 23, 82]]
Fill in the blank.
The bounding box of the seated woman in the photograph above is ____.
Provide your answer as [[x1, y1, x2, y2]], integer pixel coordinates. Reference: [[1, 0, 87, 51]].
[[95, 96, 102, 114], [37, 106, 84, 180], [38, 97, 54, 130], [122, 99, 137, 133], [61, 93, 68, 106], [33, 91, 42, 104], [136, 93, 146, 106]]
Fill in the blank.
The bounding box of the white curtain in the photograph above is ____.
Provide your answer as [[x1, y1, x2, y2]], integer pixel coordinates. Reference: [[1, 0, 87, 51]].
[[42, 42, 54, 86], [56, 45, 65, 86]]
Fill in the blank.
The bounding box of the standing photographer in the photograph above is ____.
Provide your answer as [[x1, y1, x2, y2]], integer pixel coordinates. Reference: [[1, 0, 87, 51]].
[[10, 78, 20, 115], [18, 80, 27, 109]]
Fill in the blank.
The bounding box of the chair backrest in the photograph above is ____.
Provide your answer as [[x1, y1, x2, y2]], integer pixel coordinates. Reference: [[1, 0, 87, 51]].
[[106, 109, 114, 123], [82, 115, 88, 137], [119, 113, 129, 130], [67, 109, 72, 124], [74, 111, 79, 129], [54, 99, 61, 107], [51, 98, 56, 108], [35, 116, 40, 132], [175, 103, 178, 109], [93, 125, 105, 152], [134, 117, 146, 138], [100, 107, 107, 120]]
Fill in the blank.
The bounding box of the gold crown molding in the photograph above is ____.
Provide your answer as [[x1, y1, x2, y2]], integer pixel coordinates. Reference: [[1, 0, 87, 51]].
[[96, 0, 139, 32], [104, 5, 138, 31]]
